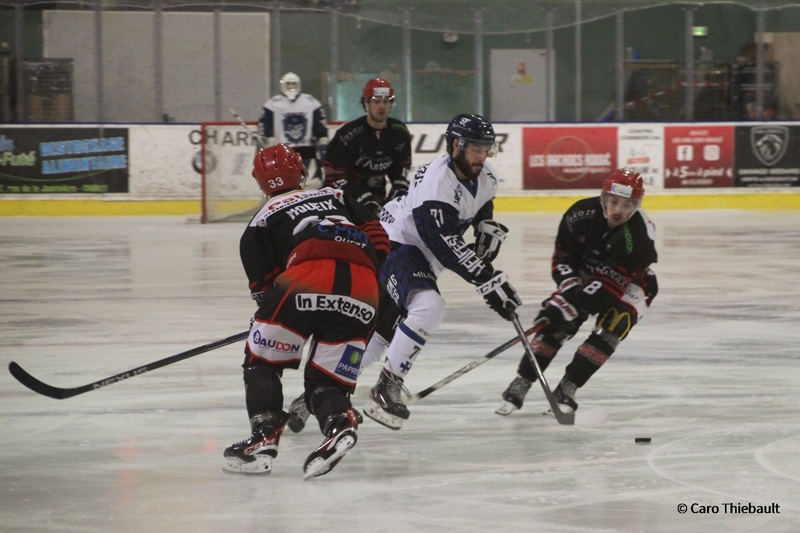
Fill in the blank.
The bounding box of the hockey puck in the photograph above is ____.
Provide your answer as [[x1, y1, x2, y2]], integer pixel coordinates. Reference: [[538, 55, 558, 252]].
[[635, 437, 652, 444]]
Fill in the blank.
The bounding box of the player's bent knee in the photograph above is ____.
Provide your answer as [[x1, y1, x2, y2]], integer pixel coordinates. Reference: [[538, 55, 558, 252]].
[[404, 290, 445, 332], [595, 304, 637, 342]]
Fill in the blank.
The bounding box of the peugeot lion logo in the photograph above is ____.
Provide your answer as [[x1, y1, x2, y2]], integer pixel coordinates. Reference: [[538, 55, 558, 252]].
[[751, 126, 789, 167]]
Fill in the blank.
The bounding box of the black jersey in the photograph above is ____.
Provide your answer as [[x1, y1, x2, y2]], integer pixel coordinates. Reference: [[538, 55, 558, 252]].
[[323, 116, 412, 202], [552, 196, 657, 312], [240, 187, 390, 296]]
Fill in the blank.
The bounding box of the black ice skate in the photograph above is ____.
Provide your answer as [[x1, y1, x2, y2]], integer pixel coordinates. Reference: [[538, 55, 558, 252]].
[[495, 375, 533, 416], [303, 407, 360, 480], [363, 368, 410, 430], [287, 393, 310, 433], [223, 411, 289, 475], [545, 377, 578, 416]]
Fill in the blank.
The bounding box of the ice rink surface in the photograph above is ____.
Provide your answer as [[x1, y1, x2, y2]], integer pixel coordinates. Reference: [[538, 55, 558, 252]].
[[1, 210, 799, 533]]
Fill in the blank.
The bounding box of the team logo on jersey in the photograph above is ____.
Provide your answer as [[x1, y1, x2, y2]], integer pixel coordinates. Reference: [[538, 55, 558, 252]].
[[751, 126, 789, 167], [283, 112, 308, 144], [335, 345, 364, 381], [453, 184, 463, 205]]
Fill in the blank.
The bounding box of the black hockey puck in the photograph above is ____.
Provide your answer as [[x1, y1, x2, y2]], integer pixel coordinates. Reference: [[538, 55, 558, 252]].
[[635, 437, 652, 444]]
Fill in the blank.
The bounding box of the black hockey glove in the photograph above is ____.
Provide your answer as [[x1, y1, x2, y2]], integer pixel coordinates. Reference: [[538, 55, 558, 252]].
[[557, 276, 584, 308], [342, 182, 381, 214], [474, 220, 509, 263], [387, 179, 409, 202], [475, 271, 522, 321], [534, 293, 584, 340], [251, 291, 267, 306]]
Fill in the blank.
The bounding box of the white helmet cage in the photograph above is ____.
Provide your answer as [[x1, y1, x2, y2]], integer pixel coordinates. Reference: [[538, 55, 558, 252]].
[[280, 72, 301, 100]]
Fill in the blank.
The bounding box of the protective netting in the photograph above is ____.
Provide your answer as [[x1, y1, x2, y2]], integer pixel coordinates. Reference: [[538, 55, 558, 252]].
[[2, 0, 797, 34]]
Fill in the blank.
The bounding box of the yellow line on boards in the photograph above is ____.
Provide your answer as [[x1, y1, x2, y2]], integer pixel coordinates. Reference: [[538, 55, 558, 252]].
[[494, 192, 800, 212], [1, 192, 800, 217]]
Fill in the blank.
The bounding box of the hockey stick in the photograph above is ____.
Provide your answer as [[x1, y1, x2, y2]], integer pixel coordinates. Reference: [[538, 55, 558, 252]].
[[8, 331, 249, 400], [406, 324, 540, 404], [509, 313, 575, 425], [229, 107, 251, 132], [229, 107, 265, 149]]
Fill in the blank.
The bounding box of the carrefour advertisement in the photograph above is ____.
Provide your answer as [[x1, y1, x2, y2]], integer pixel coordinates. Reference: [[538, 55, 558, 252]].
[[522, 126, 617, 189], [0, 128, 129, 194]]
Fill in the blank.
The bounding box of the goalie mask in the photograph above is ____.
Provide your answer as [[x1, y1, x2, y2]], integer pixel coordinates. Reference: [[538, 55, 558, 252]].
[[601, 168, 645, 227], [280, 72, 301, 100], [252, 143, 307, 196], [445, 114, 497, 157]]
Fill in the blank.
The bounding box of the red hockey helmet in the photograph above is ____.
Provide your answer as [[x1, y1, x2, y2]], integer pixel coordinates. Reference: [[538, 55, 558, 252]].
[[603, 168, 645, 200], [252, 143, 306, 196], [361, 78, 395, 105]]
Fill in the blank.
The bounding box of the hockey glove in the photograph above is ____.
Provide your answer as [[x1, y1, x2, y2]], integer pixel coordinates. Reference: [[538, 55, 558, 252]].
[[387, 179, 409, 202], [557, 276, 584, 308], [475, 271, 522, 321], [251, 291, 268, 306], [534, 294, 584, 340], [343, 182, 381, 214], [474, 220, 509, 263]]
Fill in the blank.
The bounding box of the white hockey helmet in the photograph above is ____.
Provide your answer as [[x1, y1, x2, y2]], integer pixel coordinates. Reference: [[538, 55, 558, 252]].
[[280, 72, 301, 100]]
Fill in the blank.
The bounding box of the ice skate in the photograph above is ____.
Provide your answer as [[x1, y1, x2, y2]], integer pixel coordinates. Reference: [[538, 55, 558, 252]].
[[544, 377, 578, 416], [303, 407, 360, 480], [363, 368, 410, 430], [287, 393, 310, 434], [496, 375, 532, 416], [223, 411, 289, 474]]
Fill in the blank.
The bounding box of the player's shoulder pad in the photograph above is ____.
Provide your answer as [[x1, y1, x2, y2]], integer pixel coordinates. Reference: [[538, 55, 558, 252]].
[[388, 118, 410, 134], [633, 208, 657, 241]]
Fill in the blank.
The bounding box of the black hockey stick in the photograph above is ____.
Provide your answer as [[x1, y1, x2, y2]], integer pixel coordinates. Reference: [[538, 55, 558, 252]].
[[8, 331, 249, 400], [406, 324, 540, 404], [510, 313, 575, 425]]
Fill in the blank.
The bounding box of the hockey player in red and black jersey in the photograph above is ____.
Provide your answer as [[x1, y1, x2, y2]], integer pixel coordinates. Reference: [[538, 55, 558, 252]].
[[223, 144, 390, 479], [497, 168, 658, 417], [323, 78, 412, 213]]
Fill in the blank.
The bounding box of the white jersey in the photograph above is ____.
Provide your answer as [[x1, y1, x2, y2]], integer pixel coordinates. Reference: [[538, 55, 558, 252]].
[[380, 153, 499, 280], [259, 93, 327, 148]]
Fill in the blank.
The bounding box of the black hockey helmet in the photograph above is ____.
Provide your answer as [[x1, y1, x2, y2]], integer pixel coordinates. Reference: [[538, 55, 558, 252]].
[[445, 114, 496, 156]]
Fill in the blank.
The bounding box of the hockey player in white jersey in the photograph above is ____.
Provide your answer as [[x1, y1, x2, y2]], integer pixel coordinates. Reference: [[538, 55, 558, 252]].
[[258, 72, 329, 188], [360, 113, 523, 430]]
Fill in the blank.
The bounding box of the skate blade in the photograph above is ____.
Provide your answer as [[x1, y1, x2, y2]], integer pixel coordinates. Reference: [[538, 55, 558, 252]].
[[363, 400, 403, 430], [495, 401, 519, 416], [303, 435, 356, 480], [222, 455, 273, 475]]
